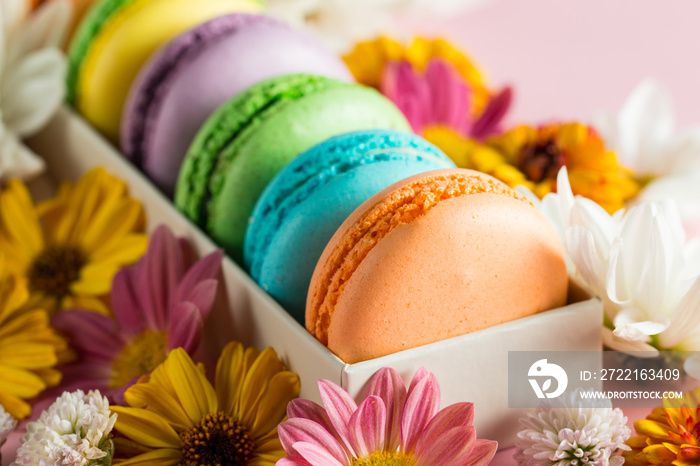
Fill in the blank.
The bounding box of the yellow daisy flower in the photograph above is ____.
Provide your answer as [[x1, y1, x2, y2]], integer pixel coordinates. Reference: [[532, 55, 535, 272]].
[[426, 123, 641, 213], [343, 36, 490, 115], [0, 257, 68, 419], [110, 342, 301, 465], [0, 167, 148, 315], [624, 387, 700, 466]]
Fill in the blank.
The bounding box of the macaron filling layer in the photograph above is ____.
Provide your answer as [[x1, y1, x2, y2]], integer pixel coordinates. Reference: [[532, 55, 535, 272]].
[[247, 148, 450, 281], [175, 75, 347, 227], [307, 172, 532, 345]]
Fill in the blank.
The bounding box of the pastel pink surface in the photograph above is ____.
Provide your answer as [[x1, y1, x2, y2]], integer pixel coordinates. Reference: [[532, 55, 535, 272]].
[[308, 169, 568, 364], [416, 0, 700, 128]]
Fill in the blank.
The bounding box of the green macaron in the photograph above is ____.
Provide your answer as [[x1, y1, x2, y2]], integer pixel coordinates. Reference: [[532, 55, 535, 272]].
[[174, 74, 411, 262]]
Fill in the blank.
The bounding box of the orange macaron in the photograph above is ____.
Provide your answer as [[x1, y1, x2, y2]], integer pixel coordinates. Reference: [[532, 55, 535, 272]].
[[306, 168, 568, 363]]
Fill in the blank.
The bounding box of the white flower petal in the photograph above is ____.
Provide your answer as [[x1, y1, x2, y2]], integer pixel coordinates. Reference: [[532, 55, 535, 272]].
[[683, 355, 700, 381], [659, 275, 700, 348], [0, 126, 45, 182], [2, 47, 66, 136], [605, 238, 630, 305], [602, 328, 659, 355], [636, 171, 700, 228], [565, 225, 607, 296], [618, 79, 674, 172], [0, 0, 28, 47], [663, 129, 700, 174], [6, 0, 71, 65], [612, 307, 669, 341]]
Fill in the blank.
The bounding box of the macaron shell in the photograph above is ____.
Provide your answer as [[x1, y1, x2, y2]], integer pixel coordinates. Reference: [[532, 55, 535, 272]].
[[253, 151, 454, 321], [306, 169, 568, 363], [127, 15, 352, 195], [73, 0, 260, 141], [206, 85, 411, 261], [326, 193, 567, 363]]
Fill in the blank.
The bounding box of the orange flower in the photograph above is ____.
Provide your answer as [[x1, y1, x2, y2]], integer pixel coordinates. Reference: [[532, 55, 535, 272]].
[[431, 122, 640, 213], [624, 387, 700, 466]]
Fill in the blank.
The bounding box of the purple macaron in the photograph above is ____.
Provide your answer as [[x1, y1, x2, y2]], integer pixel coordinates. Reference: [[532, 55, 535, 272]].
[[121, 13, 353, 196]]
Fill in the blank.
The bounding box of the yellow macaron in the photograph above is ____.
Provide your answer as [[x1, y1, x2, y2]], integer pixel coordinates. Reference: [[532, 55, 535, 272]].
[[66, 0, 262, 142]]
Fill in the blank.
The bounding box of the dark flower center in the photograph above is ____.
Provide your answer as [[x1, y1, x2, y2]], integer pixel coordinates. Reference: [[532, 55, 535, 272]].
[[518, 138, 568, 183], [180, 412, 254, 466], [28, 245, 86, 298]]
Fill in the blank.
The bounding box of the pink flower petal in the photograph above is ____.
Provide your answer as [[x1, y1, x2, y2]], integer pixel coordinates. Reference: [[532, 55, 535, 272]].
[[111, 266, 147, 336], [318, 379, 358, 456], [140, 225, 185, 329], [179, 278, 218, 322], [174, 249, 223, 306], [277, 458, 313, 466], [415, 402, 476, 457], [293, 441, 347, 466], [366, 367, 406, 451], [166, 301, 203, 352], [278, 418, 349, 464], [347, 396, 386, 458], [426, 59, 471, 133], [416, 426, 476, 466], [381, 60, 431, 133], [471, 86, 513, 139], [464, 439, 498, 466], [401, 369, 440, 453], [288, 399, 334, 430], [51, 309, 124, 361]]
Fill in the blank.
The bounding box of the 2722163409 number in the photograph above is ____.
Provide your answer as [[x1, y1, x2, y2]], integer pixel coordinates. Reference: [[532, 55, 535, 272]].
[[600, 368, 680, 381]]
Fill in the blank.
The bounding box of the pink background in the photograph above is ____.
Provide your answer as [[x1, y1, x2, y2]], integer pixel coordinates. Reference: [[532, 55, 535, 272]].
[[409, 0, 700, 129]]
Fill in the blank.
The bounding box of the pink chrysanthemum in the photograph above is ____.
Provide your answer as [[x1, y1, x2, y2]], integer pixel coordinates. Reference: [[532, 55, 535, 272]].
[[278, 367, 497, 466], [50, 224, 223, 401], [381, 58, 512, 140]]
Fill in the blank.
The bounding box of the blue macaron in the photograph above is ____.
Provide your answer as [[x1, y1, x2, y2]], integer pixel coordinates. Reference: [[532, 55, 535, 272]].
[[243, 129, 456, 322]]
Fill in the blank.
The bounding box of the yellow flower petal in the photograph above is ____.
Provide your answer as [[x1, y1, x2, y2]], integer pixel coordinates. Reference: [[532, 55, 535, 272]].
[[124, 382, 192, 432], [70, 262, 119, 295], [112, 447, 181, 465], [0, 180, 44, 259], [251, 371, 300, 438], [238, 347, 285, 428], [111, 406, 181, 449], [0, 389, 31, 419], [164, 348, 217, 425], [0, 364, 46, 398], [90, 233, 148, 264], [635, 419, 673, 442], [216, 342, 259, 418], [0, 341, 58, 369], [62, 294, 111, 316]]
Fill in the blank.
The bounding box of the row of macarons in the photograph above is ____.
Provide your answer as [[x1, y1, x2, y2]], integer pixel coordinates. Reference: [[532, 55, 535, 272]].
[[66, 0, 569, 363], [64, 1, 424, 302]]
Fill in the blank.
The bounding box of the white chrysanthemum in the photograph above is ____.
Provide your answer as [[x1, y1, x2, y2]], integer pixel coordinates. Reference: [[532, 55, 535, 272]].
[[525, 167, 700, 373], [265, 0, 490, 52], [12, 390, 116, 466], [592, 79, 700, 232], [0, 404, 17, 446], [0, 0, 71, 183], [515, 393, 631, 466]]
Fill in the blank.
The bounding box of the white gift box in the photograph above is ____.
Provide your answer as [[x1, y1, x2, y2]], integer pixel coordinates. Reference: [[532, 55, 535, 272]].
[[27, 107, 603, 448]]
